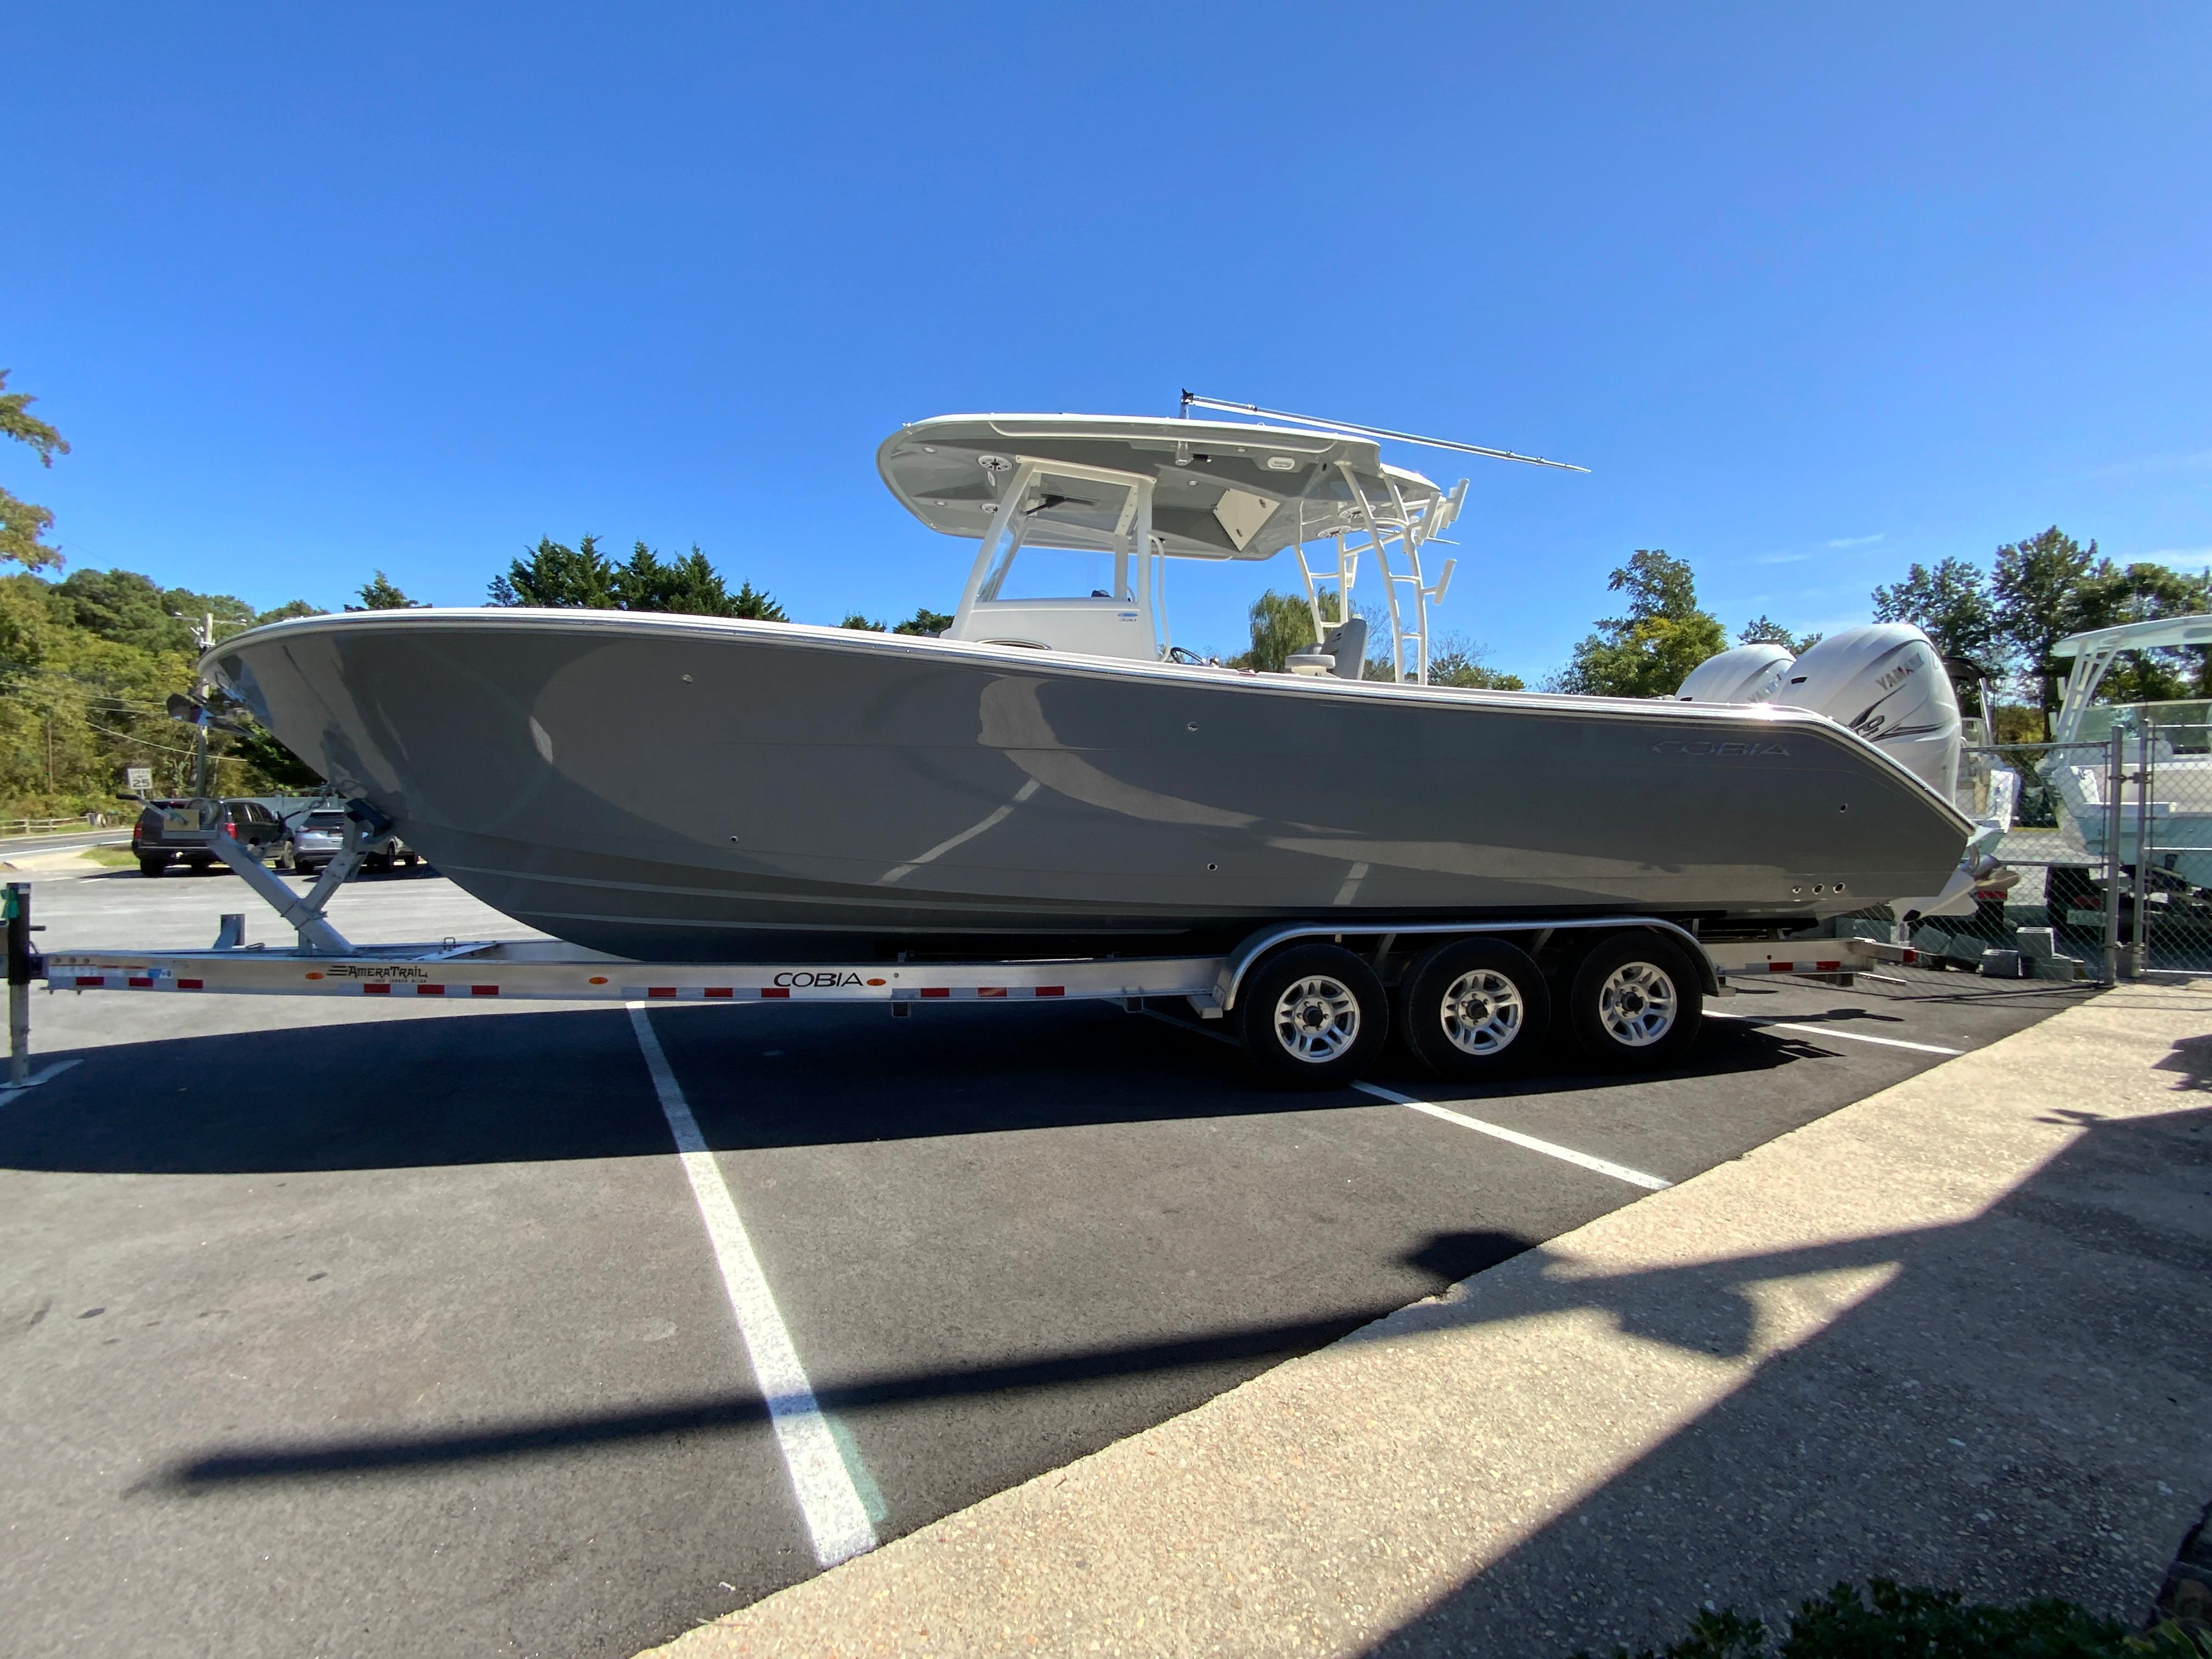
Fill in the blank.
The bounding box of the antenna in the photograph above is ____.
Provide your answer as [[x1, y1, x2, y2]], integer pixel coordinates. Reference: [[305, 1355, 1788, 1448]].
[[1178, 391, 1588, 473]]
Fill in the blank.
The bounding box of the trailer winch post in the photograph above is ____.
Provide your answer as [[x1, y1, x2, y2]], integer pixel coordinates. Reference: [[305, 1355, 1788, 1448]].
[[7, 881, 34, 1088]]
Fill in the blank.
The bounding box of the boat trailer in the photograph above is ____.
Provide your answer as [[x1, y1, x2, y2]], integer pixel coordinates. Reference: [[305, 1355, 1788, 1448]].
[[5, 799, 1925, 1091]]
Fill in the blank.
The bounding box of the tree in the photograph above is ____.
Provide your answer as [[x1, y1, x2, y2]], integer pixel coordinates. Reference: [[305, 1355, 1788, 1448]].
[[2068, 558, 2211, 705], [840, 613, 887, 631], [1991, 527, 2102, 726], [1554, 550, 1728, 698], [891, 607, 953, 636], [489, 535, 787, 619], [1428, 633, 1525, 691], [489, 534, 620, 607], [1871, 557, 2002, 672], [349, 571, 424, 611], [1739, 615, 1822, 654], [0, 370, 70, 572]]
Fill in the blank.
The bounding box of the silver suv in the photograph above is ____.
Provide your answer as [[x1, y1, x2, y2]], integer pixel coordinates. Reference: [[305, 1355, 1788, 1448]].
[[283, 807, 418, 874]]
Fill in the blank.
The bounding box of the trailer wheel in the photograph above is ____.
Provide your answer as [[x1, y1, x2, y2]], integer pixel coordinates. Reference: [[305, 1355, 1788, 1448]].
[[1237, 944, 1388, 1089], [138, 857, 167, 877], [1568, 930, 1702, 1069], [1401, 939, 1550, 1080]]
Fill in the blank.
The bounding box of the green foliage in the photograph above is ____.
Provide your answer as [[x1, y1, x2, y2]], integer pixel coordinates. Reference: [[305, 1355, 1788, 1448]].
[[840, 613, 887, 631], [489, 534, 621, 608], [1872, 557, 2004, 671], [1876, 529, 2212, 731], [488, 535, 787, 619], [1430, 633, 1525, 690], [892, 607, 953, 636], [1556, 550, 1728, 698], [1579, 1578, 2140, 1659], [0, 569, 321, 815], [0, 369, 70, 573], [348, 571, 424, 611], [1740, 616, 1822, 655], [1240, 589, 1323, 673]]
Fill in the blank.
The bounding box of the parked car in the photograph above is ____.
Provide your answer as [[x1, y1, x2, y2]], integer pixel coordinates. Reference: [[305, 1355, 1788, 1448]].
[[284, 806, 420, 874], [132, 798, 289, 876]]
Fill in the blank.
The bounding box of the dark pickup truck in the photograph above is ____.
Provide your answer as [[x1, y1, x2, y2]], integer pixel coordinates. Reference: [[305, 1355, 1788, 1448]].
[[131, 798, 289, 877]]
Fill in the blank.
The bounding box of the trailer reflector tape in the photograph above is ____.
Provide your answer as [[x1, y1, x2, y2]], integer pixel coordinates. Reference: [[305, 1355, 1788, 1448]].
[[1036, 985, 1064, 997], [978, 986, 1007, 998], [470, 985, 499, 997], [75, 975, 103, 987], [178, 978, 202, 990], [706, 986, 733, 998], [647, 986, 678, 998], [416, 984, 445, 996], [920, 986, 951, 998], [362, 983, 390, 995], [760, 986, 789, 998], [128, 977, 153, 988]]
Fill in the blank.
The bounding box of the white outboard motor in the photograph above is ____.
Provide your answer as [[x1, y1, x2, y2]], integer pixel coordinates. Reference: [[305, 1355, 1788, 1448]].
[[1675, 642, 1796, 704], [1775, 624, 1961, 802]]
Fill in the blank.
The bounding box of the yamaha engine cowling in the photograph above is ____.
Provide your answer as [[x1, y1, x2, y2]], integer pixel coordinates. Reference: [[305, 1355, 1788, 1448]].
[[1677, 624, 1960, 802]]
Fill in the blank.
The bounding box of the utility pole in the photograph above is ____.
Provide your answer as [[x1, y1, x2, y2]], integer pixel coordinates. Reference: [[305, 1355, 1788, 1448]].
[[193, 611, 214, 799]]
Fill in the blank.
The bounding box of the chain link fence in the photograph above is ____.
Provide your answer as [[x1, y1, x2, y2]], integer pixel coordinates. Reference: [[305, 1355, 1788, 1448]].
[[1797, 710, 2212, 986]]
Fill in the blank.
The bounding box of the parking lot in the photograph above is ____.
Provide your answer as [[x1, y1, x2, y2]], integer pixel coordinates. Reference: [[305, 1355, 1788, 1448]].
[[2, 867, 2096, 1659]]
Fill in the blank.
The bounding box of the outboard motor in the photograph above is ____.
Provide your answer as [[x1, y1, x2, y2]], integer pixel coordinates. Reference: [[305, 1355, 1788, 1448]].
[[1675, 642, 1795, 704], [1775, 624, 1961, 802]]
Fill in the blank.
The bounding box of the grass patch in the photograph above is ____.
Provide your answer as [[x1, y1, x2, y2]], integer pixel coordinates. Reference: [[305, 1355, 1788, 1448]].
[[79, 846, 140, 867]]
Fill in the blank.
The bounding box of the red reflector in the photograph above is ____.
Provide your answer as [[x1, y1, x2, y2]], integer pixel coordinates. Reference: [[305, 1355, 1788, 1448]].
[[362, 983, 391, 995], [704, 987, 733, 998], [128, 977, 153, 988], [178, 978, 203, 990], [1816, 961, 1842, 972], [647, 987, 677, 998], [1766, 963, 1790, 972], [978, 986, 1007, 998], [416, 984, 445, 996], [470, 985, 499, 997], [919, 986, 951, 999], [75, 975, 105, 987], [1036, 986, 1064, 997], [759, 986, 789, 998]]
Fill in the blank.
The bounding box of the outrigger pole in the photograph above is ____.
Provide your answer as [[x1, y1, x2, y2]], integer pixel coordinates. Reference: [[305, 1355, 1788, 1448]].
[[1178, 391, 1589, 473]]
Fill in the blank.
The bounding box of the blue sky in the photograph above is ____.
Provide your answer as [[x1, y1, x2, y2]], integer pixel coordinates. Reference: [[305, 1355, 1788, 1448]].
[[5, 4, 2208, 680]]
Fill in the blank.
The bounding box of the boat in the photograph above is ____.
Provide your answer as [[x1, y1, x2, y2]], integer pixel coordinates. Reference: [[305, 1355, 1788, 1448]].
[[1675, 622, 2019, 912], [2039, 614, 2212, 901], [203, 409, 1974, 963]]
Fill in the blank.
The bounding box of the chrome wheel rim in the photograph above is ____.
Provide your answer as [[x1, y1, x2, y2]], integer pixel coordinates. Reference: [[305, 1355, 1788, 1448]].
[[1598, 962, 1678, 1047], [1272, 975, 1361, 1063], [1440, 968, 1525, 1056]]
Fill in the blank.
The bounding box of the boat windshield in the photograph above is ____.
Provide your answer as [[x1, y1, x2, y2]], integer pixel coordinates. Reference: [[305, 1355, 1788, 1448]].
[[984, 548, 1133, 603]]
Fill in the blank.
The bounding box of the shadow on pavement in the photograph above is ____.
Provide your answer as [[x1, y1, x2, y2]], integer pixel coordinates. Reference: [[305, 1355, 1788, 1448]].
[[0, 997, 1816, 1175], [1360, 1094, 2212, 1653]]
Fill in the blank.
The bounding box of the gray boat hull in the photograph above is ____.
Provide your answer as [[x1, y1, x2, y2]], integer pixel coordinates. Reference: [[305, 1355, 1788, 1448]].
[[208, 611, 1973, 962]]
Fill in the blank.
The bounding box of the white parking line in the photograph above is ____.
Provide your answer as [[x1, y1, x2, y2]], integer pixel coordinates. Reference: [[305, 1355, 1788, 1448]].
[[627, 1004, 878, 1568], [1703, 1011, 1964, 1056], [1354, 1082, 1673, 1189]]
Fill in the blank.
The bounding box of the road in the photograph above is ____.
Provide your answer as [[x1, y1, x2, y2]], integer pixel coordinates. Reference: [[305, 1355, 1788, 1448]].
[[0, 868, 2095, 1659]]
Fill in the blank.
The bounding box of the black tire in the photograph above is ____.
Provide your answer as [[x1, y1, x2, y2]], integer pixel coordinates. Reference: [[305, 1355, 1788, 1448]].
[[1567, 930, 1704, 1070], [186, 857, 213, 875], [1236, 943, 1389, 1089], [273, 838, 297, 873], [1401, 939, 1551, 1081], [138, 856, 167, 877]]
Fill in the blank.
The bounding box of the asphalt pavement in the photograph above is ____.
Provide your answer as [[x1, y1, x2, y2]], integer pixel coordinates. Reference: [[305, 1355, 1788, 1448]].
[[0, 868, 2097, 1658]]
